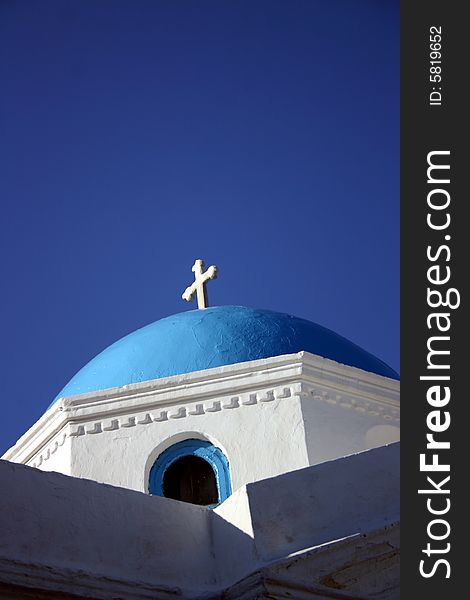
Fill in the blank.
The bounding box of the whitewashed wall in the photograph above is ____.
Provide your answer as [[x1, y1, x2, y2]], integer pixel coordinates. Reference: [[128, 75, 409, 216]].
[[0, 443, 400, 598], [3, 352, 400, 496]]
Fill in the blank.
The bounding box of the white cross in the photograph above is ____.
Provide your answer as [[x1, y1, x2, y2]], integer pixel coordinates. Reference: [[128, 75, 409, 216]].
[[182, 259, 218, 309]]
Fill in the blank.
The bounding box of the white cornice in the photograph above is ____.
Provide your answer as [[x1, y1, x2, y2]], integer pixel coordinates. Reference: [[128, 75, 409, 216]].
[[2, 352, 399, 466]]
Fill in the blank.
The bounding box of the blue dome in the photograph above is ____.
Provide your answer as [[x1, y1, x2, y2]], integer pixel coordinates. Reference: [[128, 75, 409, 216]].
[[54, 306, 398, 403]]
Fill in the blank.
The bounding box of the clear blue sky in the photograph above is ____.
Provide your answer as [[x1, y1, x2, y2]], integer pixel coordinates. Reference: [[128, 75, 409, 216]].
[[0, 0, 399, 454]]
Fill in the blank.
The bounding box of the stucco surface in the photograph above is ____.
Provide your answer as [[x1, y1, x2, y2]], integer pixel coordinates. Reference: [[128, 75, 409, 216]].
[[0, 443, 399, 598], [68, 392, 308, 493], [301, 396, 400, 465], [0, 459, 214, 592], [4, 352, 399, 495], [53, 306, 398, 404]]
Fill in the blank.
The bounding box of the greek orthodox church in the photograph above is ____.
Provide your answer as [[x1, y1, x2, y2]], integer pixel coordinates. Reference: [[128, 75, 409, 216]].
[[0, 260, 400, 599]]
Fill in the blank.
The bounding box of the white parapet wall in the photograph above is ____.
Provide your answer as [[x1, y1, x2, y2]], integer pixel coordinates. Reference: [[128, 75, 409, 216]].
[[212, 441, 400, 587], [0, 442, 399, 599], [0, 459, 214, 598]]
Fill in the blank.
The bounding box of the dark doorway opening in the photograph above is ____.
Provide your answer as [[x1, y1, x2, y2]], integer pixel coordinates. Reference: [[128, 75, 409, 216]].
[[163, 455, 218, 506]]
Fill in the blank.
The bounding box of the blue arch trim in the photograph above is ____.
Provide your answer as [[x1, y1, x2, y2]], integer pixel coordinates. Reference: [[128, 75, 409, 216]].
[[149, 439, 232, 505]]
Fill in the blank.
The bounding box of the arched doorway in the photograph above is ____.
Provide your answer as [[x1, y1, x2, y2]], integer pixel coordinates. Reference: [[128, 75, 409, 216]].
[[149, 439, 232, 507]]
